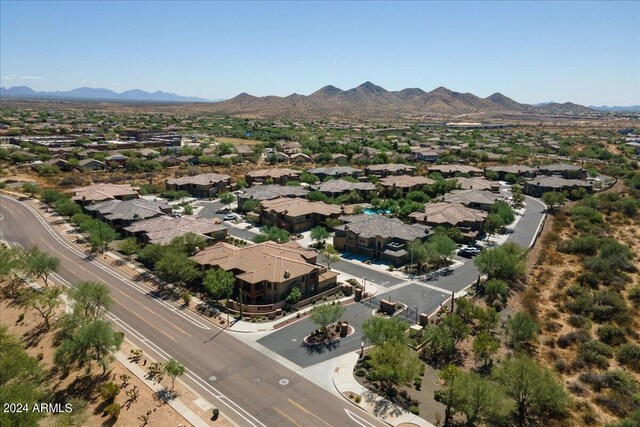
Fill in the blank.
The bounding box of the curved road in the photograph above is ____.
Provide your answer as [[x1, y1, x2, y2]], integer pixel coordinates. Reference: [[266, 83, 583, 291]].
[[0, 195, 386, 427]]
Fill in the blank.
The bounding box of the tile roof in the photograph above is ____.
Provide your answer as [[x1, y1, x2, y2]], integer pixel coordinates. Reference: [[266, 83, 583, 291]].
[[124, 215, 227, 245], [365, 163, 416, 173], [443, 189, 506, 206], [240, 184, 309, 201], [525, 176, 592, 188], [335, 215, 430, 241], [486, 164, 536, 174], [191, 241, 319, 284], [246, 168, 301, 179], [85, 199, 170, 221], [409, 202, 487, 226], [427, 165, 483, 175], [455, 177, 501, 191], [308, 166, 362, 176], [261, 197, 343, 217], [166, 173, 231, 186], [537, 163, 584, 172], [72, 183, 138, 202], [311, 179, 376, 193], [379, 175, 435, 189]]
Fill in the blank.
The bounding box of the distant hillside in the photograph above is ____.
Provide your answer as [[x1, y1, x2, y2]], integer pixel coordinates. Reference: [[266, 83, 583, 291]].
[[590, 105, 640, 112], [0, 86, 214, 103], [204, 82, 597, 118]]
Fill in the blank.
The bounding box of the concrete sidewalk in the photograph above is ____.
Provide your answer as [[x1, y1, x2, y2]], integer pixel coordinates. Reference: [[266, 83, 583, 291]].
[[304, 351, 435, 427]]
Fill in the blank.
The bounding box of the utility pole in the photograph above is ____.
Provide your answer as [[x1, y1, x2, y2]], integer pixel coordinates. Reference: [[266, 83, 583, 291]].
[[362, 277, 367, 299]]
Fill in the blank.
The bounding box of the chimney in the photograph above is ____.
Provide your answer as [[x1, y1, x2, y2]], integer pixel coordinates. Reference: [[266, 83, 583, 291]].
[[284, 270, 291, 279]]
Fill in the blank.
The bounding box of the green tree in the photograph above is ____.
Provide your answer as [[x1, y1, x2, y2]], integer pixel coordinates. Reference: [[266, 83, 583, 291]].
[[494, 356, 569, 427], [310, 226, 330, 247], [156, 251, 199, 287], [0, 326, 49, 427], [21, 182, 41, 197], [430, 233, 457, 258], [310, 303, 345, 336], [285, 287, 302, 305], [422, 324, 457, 367], [442, 371, 512, 427], [24, 247, 60, 286], [542, 191, 566, 211], [369, 341, 421, 392], [118, 237, 140, 261], [219, 193, 235, 204], [473, 332, 500, 369], [474, 243, 526, 282], [483, 214, 504, 239], [182, 204, 194, 215], [17, 286, 63, 329], [506, 312, 538, 349], [54, 398, 89, 427], [490, 201, 516, 225], [164, 358, 186, 390], [202, 269, 235, 302], [55, 319, 124, 374], [252, 226, 290, 243], [0, 246, 25, 283], [173, 232, 207, 255], [239, 199, 260, 213], [362, 317, 408, 346], [68, 281, 113, 320], [443, 313, 470, 344], [320, 244, 341, 270]]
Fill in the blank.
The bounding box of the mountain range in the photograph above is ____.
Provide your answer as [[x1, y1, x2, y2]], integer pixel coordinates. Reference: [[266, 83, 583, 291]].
[[0, 86, 213, 103], [205, 82, 598, 118]]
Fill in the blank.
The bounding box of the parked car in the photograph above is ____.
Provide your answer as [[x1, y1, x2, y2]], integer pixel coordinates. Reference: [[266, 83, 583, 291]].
[[223, 213, 238, 221], [458, 246, 481, 258], [216, 206, 231, 213]]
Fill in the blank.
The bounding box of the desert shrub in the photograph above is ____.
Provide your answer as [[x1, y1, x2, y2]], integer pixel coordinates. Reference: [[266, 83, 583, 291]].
[[559, 234, 601, 256], [483, 278, 508, 302], [557, 330, 590, 349], [616, 344, 640, 372], [578, 340, 614, 368], [568, 314, 591, 329], [596, 325, 627, 346]]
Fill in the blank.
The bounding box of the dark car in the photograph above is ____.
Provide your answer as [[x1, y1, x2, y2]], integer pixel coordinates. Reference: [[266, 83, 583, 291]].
[[458, 246, 481, 258]]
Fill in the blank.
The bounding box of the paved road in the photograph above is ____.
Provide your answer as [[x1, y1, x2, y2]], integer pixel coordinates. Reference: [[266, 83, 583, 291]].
[[0, 195, 386, 427], [259, 197, 546, 366]]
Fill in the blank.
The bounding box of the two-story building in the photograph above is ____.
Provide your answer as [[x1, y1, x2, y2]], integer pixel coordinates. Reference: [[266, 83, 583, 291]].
[[165, 173, 232, 197], [190, 241, 338, 304], [333, 214, 431, 265], [259, 197, 343, 233]]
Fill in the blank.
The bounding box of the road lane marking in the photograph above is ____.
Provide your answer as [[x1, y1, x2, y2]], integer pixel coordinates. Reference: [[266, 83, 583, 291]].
[[287, 399, 333, 427], [273, 407, 304, 427], [345, 409, 378, 427], [1, 196, 210, 330]]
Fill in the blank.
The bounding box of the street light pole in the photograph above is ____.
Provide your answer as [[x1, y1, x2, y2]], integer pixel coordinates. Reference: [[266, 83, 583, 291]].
[[362, 277, 367, 299], [414, 306, 419, 324]]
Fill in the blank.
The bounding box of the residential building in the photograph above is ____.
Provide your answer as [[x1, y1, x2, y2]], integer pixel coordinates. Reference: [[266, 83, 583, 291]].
[[379, 175, 435, 196], [105, 153, 129, 168], [442, 189, 506, 211], [191, 241, 338, 304], [166, 173, 232, 197], [537, 163, 587, 179], [311, 179, 376, 199], [290, 153, 313, 164], [155, 155, 182, 167], [411, 147, 442, 162], [124, 215, 227, 245], [76, 158, 105, 171], [245, 168, 301, 185], [427, 164, 484, 177], [308, 166, 363, 181], [409, 202, 487, 242], [85, 199, 172, 228], [523, 176, 593, 197], [333, 215, 431, 265], [71, 183, 139, 205], [237, 185, 309, 206], [455, 177, 501, 192], [485, 165, 537, 180], [364, 163, 416, 178], [259, 197, 343, 232]]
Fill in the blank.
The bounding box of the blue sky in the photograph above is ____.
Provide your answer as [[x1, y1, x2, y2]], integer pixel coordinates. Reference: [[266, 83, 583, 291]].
[[1, 1, 639, 105]]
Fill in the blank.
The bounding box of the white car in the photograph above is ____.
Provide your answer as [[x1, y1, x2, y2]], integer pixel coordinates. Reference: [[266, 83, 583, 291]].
[[223, 213, 238, 221]]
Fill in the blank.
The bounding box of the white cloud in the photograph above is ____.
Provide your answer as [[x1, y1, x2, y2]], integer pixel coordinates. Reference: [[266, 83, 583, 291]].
[[20, 75, 43, 80], [2, 74, 17, 80]]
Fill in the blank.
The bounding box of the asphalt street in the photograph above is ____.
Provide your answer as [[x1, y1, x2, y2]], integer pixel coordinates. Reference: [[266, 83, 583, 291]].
[[0, 195, 386, 427]]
